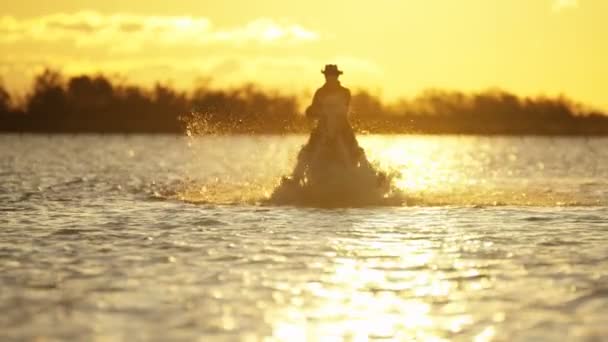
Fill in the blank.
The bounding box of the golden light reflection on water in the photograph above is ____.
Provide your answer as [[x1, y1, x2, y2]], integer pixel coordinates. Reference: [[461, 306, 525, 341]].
[[355, 135, 590, 206], [362, 136, 475, 194], [266, 230, 500, 341]]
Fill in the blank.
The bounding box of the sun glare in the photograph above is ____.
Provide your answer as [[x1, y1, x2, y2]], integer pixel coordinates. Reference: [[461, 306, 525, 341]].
[[264, 224, 495, 340], [361, 136, 471, 193]]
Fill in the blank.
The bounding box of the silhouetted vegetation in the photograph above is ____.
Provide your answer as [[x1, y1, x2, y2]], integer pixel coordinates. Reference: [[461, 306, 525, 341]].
[[349, 89, 608, 135], [0, 81, 13, 116], [1, 69, 608, 135]]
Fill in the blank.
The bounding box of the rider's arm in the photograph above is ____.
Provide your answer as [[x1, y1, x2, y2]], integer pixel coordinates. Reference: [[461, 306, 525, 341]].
[[305, 88, 322, 119]]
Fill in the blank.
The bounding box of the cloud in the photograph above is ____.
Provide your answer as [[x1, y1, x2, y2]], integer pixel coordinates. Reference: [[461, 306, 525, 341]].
[[0, 11, 383, 96], [0, 11, 319, 48], [553, 0, 578, 12]]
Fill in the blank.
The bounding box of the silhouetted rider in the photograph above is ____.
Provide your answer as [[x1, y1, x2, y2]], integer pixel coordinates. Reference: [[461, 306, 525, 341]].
[[306, 65, 350, 119], [289, 65, 362, 182], [305, 64, 359, 154]]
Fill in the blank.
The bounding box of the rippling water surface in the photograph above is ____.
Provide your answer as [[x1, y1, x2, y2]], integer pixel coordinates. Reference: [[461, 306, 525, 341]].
[[1, 134, 608, 341]]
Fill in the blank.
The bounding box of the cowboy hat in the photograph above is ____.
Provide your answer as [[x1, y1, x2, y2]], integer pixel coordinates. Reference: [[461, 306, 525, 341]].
[[321, 64, 343, 75]]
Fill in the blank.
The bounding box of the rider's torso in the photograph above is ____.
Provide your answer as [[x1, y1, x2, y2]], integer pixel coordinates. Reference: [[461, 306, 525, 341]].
[[317, 86, 349, 138]]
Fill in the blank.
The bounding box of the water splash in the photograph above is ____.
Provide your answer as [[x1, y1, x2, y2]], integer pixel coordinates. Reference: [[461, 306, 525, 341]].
[[182, 110, 232, 136], [265, 137, 405, 207]]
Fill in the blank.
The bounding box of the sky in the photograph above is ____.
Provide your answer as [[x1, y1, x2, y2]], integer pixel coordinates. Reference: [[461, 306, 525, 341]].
[[0, 0, 606, 109]]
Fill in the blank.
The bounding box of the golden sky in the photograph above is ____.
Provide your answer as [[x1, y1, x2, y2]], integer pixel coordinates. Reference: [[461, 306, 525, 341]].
[[1, 0, 606, 109]]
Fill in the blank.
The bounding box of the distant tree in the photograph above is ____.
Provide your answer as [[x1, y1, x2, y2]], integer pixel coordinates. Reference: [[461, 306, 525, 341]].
[[67, 75, 114, 112], [147, 83, 189, 132], [351, 90, 385, 117], [27, 69, 68, 120], [0, 82, 11, 115]]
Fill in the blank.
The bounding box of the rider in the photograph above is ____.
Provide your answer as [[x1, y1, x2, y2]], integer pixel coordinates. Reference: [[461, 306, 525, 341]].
[[289, 64, 362, 183], [305, 64, 357, 150]]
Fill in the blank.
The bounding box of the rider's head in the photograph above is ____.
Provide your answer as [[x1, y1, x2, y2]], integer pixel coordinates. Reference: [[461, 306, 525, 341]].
[[321, 64, 342, 83]]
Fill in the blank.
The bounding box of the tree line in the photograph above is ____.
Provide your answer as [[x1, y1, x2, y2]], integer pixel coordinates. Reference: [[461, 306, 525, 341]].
[[1, 69, 607, 135]]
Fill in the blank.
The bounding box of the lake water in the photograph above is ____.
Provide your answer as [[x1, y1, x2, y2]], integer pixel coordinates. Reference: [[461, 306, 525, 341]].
[[1, 134, 607, 341]]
